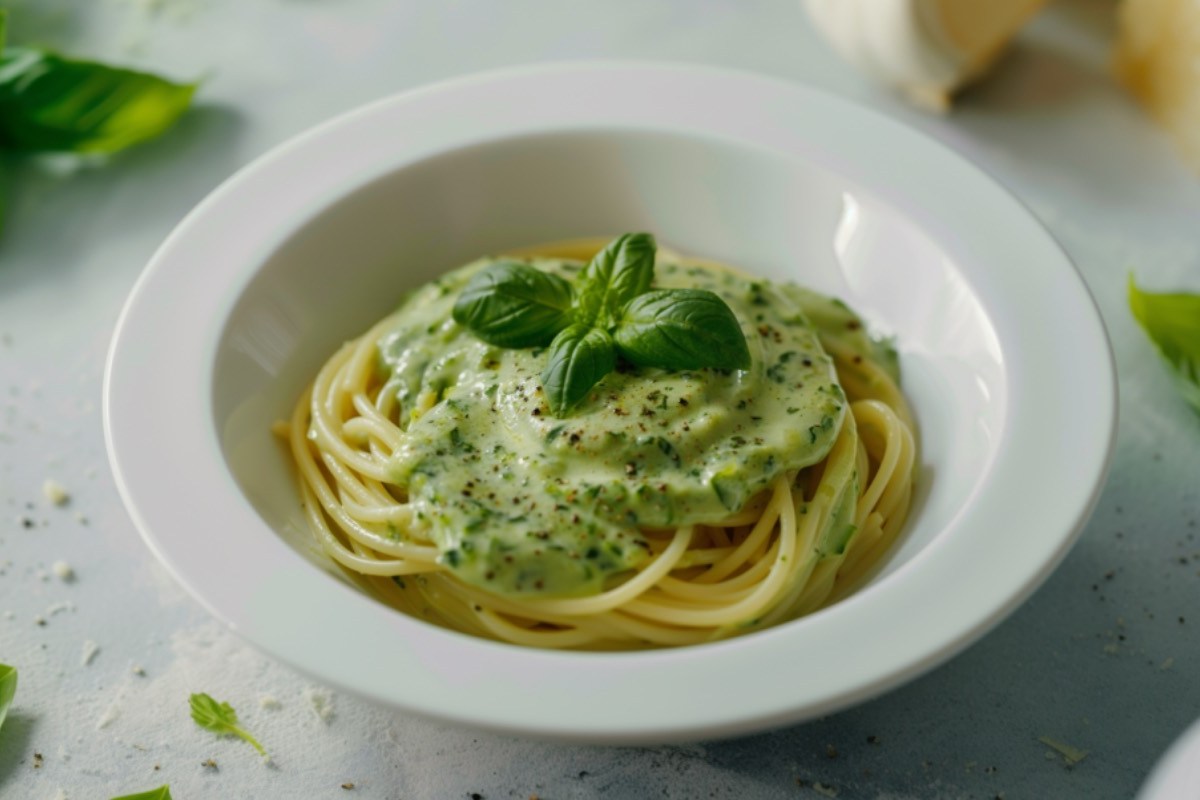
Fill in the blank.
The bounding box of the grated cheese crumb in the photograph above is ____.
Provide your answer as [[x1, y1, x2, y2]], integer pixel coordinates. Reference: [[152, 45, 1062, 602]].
[[303, 686, 335, 723], [1038, 736, 1088, 766], [52, 561, 75, 581], [42, 479, 70, 506], [259, 695, 282, 710], [81, 640, 100, 666]]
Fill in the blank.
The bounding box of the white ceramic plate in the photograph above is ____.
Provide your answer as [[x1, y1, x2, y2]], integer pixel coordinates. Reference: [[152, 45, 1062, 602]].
[[104, 63, 1115, 743], [1139, 718, 1200, 800]]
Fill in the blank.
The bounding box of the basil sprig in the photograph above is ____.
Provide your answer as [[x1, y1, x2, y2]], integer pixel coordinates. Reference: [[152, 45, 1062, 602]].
[[452, 233, 750, 416]]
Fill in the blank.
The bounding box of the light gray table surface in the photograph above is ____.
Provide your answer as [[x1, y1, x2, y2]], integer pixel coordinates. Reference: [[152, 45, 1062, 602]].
[[2, 1, 1199, 798]]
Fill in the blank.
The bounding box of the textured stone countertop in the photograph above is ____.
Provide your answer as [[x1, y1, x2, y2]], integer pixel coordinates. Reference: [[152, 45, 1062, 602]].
[[1, 1, 1198, 798]]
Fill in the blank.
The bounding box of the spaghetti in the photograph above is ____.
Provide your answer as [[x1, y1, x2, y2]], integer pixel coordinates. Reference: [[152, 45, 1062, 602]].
[[279, 243, 917, 650]]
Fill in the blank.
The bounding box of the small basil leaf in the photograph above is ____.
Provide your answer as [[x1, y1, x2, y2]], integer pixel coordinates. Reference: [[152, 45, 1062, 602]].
[[0, 48, 196, 154], [111, 787, 173, 800], [574, 232, 656, 327], [614, 289, 751, 371], [541, 325, 616, 416], [452, 261, 574, 348], [1129, 275, 1200, 416], [0, 662, 15, 734]]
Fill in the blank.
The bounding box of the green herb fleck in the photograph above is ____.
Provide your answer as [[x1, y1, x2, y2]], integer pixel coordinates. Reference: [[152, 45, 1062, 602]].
[[188, 693, 267, 757]]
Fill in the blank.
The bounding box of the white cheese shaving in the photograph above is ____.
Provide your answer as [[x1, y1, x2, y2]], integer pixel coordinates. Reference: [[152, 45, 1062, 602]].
[[303, 687, 335, 723], [52, 561, 75, 581], [42, 479, 70, 506], [1038, 736, 1088, 766], [46, 601, 74, 617], [259, 695, 282, 710], [81, 640, 100, 666]]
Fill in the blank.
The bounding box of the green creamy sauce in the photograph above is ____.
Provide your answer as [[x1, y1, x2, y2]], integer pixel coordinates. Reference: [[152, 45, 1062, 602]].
[[380, 257, 865, 598]]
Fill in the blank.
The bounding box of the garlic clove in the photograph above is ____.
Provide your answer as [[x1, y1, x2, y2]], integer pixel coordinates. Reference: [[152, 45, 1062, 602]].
[[805, 0, 1048, 111], [1116, 0, 1200, 173]]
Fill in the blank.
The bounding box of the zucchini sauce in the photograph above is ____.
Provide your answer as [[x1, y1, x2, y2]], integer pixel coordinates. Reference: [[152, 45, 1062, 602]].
[[376, 249, 880, 599]]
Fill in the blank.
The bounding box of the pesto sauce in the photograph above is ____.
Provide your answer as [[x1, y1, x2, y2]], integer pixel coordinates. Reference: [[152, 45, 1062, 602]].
[[380, 257, 850, 597]]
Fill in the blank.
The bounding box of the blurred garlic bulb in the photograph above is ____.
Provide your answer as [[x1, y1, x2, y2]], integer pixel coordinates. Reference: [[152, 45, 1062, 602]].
[[1116, 0, 1200, 173], [804, 0, 1048, 110]]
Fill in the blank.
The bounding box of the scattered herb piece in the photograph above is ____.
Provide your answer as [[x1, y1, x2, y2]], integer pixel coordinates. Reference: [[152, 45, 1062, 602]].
[[1129, 275, 1200, 416], [0, 45, 196, 154], [0, 662, 15, 733], [189, 693, 267, 757], [110, 787, 173, 800], [453, 233, 750, 415]]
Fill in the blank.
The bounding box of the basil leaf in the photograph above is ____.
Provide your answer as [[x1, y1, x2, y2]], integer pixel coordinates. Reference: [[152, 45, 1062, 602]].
[[452, 261, 574, 348], [189, 692, 267, 756], [111, 787, 173, 800], [1129, 275, 1200, 415], [575, 232, 656, 327], [0, 47, 195, 154], [541, 324, 616, 416], [0, 662, 15, 734], [614, 289, 751, 371]]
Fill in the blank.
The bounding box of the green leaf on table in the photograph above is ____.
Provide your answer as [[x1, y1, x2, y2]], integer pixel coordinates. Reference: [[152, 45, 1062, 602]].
[[574, 232, 656, 327], [614, 288, 751, 371], [111, 786, 173, 800], [0, 662, 16, 733], [1129, 275, 1200, 416], [0, 47, 195, 154], [541, 324, 616, 416], [189, 692, 267, 757], [451, 260, 574, 348]]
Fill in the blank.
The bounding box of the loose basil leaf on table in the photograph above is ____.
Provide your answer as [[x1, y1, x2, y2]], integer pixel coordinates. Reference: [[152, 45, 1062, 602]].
[[574, 232, 656, 327], [614, 288, 751, 371], [541, 324, 617, 416], [0, 47, 196, 154], [0, 662, 15, 733], [111, 787, 173, 800], [189, 692, 268, 756], [452, 260, 574, 348], [1129, 276, 1200, 415]]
